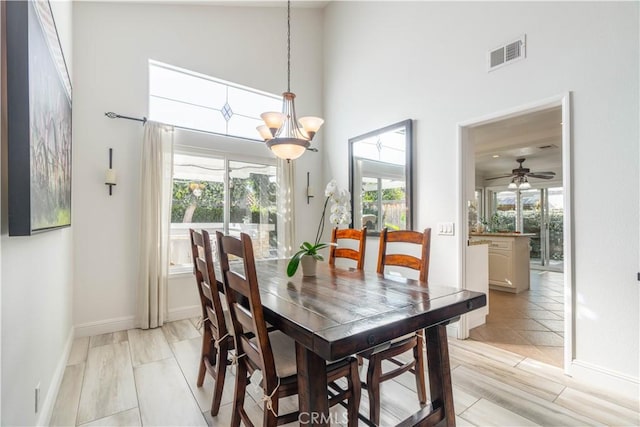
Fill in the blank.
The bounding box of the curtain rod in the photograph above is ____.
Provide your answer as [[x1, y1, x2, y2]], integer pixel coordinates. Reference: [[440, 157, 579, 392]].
[[105, 111, 147, 124], [103, 111, 318, 152]]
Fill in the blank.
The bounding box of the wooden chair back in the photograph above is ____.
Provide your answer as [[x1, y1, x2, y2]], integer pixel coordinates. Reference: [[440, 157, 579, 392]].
[[215, 232, 278, 391], [329, 227, 367, 270], [376, 228, 431, 283], [189, 229, 229, 340]]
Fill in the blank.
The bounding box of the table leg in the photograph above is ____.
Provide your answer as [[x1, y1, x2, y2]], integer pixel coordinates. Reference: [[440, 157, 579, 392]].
[[295, 342, 330, 426], [425, 324, 455, 427]]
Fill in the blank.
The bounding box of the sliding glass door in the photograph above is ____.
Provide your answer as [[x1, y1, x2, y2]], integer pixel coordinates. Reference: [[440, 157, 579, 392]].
[[545, 187, 564, 271], [488, 186, 563, 272]]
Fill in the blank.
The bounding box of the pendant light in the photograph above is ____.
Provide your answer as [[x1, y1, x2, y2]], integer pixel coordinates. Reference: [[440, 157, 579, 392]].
[[256, 0, 323, 161]]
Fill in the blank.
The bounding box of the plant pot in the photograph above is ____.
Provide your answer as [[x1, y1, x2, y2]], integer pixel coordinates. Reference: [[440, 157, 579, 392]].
[[300, 255, 317, 277]]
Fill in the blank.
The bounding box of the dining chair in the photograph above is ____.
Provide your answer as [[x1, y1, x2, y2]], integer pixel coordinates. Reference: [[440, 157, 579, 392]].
[[328, 226, 367, 270], [216, 231, 361, 427], [362, 227, 432, 425], [189, 229, 234, 416]]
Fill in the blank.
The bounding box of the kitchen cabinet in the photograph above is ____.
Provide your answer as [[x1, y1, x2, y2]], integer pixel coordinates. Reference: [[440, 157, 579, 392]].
[[469, 233, 533, 293]]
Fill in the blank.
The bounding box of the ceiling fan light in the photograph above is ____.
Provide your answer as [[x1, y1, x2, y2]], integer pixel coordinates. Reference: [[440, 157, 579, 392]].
[[508, 180, 518, 190], [519, 181, 531, 190]]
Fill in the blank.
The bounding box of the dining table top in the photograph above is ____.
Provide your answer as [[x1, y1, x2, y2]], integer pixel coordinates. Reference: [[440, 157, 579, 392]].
[[224, 259, 486, 362]]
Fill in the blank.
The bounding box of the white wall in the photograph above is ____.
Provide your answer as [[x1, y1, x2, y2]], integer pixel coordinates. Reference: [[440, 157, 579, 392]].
[[1, 1, 74, 425], [323, 1, 639, 389], [72, 2, 325, 333]]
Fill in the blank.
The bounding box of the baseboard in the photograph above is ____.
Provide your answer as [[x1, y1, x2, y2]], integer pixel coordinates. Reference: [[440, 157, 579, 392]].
[[36, 327, 74, 426], [167, 305, 201, 322], [571, 359, 639, 397], [74, 315, 136, 338]]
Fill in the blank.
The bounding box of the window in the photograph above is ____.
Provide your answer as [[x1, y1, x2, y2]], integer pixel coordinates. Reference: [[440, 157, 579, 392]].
[[489, 190, 517, 232], [169, 153, 278, 271], [149, 60, 281, 140], [148, 61, 282, 272]]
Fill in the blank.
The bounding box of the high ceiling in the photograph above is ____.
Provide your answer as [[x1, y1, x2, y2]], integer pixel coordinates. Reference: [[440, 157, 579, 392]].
[[472, 106, 563, 182]]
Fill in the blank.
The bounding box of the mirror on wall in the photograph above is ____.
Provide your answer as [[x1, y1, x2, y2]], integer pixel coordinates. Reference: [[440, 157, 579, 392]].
[[349, 119, 413, 235]]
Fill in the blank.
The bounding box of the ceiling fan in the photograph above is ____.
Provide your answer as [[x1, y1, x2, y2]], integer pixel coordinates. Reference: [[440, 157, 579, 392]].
[[486, 158, 555, 189]]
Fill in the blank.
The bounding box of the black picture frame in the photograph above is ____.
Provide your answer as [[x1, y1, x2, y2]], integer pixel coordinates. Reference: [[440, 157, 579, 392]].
[[6, 0, 72, 236]]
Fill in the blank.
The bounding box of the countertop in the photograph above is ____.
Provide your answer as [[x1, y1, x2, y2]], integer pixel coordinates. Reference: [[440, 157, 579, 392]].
[[470, 232, 536, 237]]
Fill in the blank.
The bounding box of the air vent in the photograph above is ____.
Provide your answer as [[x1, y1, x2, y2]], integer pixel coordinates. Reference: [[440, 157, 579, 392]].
[[488, 35, 526, 71]]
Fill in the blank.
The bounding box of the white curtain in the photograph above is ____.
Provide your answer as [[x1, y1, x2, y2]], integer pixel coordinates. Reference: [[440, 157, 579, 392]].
[[137, 121, 174, 329], [277, 159, 295, 258]]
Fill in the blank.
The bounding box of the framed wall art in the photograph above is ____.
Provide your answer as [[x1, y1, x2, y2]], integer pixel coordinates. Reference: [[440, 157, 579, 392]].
[[6, 0, 72, 236]]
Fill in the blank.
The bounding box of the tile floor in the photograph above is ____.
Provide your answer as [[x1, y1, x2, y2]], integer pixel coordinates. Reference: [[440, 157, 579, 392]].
[[469, 270, 565, 367], [49, 315, 639, 426]]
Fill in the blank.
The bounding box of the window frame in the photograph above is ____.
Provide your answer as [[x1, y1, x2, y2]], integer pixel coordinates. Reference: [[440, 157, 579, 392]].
[[148, 59, 281, 142], [169, 142, 278, 275]]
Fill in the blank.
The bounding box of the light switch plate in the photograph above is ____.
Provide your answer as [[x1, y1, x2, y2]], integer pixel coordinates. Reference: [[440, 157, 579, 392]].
[[438, 222, 455, 236]]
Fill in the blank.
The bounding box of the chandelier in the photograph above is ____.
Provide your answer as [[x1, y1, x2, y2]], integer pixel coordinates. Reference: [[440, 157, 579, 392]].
[[256, 0, 323, 161]]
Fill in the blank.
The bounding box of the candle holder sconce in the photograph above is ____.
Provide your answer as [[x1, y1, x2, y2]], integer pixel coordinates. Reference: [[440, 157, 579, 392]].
[[105, 148, 117, 195]]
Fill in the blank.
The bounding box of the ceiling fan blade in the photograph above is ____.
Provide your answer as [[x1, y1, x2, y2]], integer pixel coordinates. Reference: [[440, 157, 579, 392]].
[[529, 171, 555, 176], [485, 174, 514, 181], [527, 173, 556, 179]]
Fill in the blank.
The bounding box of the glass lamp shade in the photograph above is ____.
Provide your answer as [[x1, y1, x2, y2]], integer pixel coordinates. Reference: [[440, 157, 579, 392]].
[[508, 179, 518, 190], [298, 116, 324, 140], [257, 125, 273, 141], [267, 137, 310, 160], [519, 180, 531, 190], [261, 112, 286, 133]]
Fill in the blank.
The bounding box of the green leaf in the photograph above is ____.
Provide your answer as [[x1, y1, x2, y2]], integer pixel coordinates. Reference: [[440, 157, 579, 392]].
[[287, 250, 307, 277], [314, 243, 330, 251], [314, 254, 324, 261], [302, 241, 314, 250]]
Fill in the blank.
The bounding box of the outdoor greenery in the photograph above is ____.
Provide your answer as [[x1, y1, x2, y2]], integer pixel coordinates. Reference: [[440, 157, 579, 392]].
[[486, 210, 564, 260], [171, 176, 277, 225], [362, 187, 406, 229]]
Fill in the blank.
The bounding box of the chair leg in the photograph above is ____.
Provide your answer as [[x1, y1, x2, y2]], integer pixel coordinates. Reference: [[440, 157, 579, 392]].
[[263, 382, 279, 427], [347, 359, 361, 427], [366, 356, 382, 426], [230, 361, 248, 427], [414, 333, 427, 404], [197, 326, 213, 387], [210, 341, 228, 416]]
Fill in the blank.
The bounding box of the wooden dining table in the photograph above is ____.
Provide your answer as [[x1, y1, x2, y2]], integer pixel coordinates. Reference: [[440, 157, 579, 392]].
[[230, 259, 486, 426]]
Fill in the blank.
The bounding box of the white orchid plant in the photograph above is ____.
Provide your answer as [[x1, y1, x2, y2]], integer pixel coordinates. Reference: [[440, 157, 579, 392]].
[[287, 179, 352, 277]]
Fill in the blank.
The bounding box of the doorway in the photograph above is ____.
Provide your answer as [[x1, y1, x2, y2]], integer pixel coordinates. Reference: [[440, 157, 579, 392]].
[[457, 93, 573, 372]]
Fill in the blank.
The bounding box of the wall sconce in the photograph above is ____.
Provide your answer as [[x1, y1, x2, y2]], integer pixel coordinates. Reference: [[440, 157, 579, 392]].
[[105, 148, 116, 195], [306, 172, 314, 204]]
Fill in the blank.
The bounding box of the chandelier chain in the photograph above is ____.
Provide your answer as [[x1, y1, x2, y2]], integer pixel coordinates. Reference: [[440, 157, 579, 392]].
[[287, 0, 291, 92]]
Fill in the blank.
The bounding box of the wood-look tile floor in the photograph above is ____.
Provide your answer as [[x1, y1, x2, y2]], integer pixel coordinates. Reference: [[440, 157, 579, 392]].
[[469, 270, 566, 367], [50, 317, 639, 426]]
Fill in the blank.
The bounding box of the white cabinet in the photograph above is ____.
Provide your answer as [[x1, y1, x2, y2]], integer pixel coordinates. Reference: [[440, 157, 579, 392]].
[[470, 234, 531, 293]]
